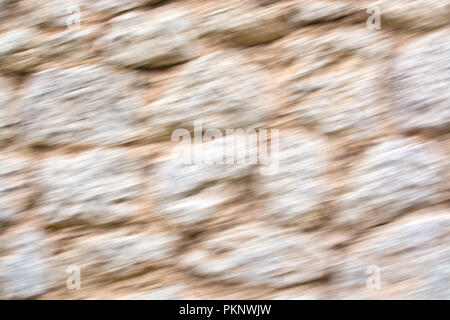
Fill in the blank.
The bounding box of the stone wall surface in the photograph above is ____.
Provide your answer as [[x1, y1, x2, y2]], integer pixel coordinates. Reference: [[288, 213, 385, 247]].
[[0, 0, 449, 299]]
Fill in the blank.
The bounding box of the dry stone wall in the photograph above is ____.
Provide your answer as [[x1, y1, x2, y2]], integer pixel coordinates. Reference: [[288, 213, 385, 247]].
[[0, 0, 449, 299]]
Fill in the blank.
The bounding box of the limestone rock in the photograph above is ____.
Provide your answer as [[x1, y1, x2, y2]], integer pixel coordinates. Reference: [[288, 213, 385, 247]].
[[181, 223, 332, 287], [375, 0, 450, 30], [39, 27, 99, 63], [0, 28, 42, 73], [0, 0, 448, 300], [336, 138, 448, 230], [281, 28, 392, 141], [147, 51, 273, 139], [152, 136, 255, 232], [35, 149, 145, 226], [0, 77, 19, 144], [281, 27, 393, 73], [19, 0, 78, 28], [20, 0, 165, 27], [331, 213, 450, 299], [20, 65, 144, 147], [54, 232, 178, 286], [200, 3, 288, 46], [283, 62, 385, 140], [390, 31, 450, 133], [0, 229, 53, 299], [0, 155, 32, 227], [101, 9, 198, 68], [155, 185, 237, 233], [287, 1, 352, 26], [87, 0, 165, 17], [256, 130, 330, 230]]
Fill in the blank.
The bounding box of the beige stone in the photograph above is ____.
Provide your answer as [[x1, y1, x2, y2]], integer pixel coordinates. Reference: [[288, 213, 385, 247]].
[[181, 223, 332, 288], [331, 213, 450, 299], [101, 8, 199, 68]]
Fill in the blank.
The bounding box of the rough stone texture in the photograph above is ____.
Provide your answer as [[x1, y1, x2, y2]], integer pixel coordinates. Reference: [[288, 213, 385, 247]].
[[375, 0, 450, 30], [287, 1, 352, 26], [20, 65, 144, 147], [331, 213, 450, 299], [35, 149, 145, 226], [200, 2, 288, 46], [87, 0, 165, 17], [152, 136, 255, 233], [280, 27, 393, 73], [38, 27, 100, 63], [0, 25, 98, 73], [390, 30, 450, 133], [257, 130, 330, 230], [0, 155, 32, 227], [280, 27, 392, 141], [0, 0, 449, 300], [53, 232, 177, 286], [336, 138, 448, 230], [0, 230, 53, 299], [283, 62, 385, 140], [154, 184, 237, 233], [0, 28, 42, 73], [147, 51, 273, 139], [0, 77, 19, 144], [19, 0, 165, 27], [19, 0, 76, 28], [181, 223, 332, 288], [101, 8, 198, 68]]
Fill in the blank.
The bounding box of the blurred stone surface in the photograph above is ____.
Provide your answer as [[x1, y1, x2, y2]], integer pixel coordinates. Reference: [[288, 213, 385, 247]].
[[257, 130, 330, 230], [390, 30, 450, 133], [283, 62, 385, 140], [154, 184, 238, 233], [152, 136, 255, 232], [35, 149, 145, 226], [20, 0, 165, 27], [53, 232, 177, 286], [0, 155, 32, 227], [181, 223, 332, 287], [20, 65, 144, 147], [331, 213, 450, 299], [376, 0, 450, 30], [19, 0, 78, 28], [0, 229, 53, 299], [287, 1, 352, 26], [200, 2, 288, 46], [0, 77, 19, 144], [281, 27, 393, 73], [0, 28, 42, 73], [0, 0, 448, 299], [101, 8, 198, 68], [280, 28, 392, 141], [38, 27, 99, 63], [337, 138, 448, 230], [86, 0, 165, 17], [147, 51, 273, 139]]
